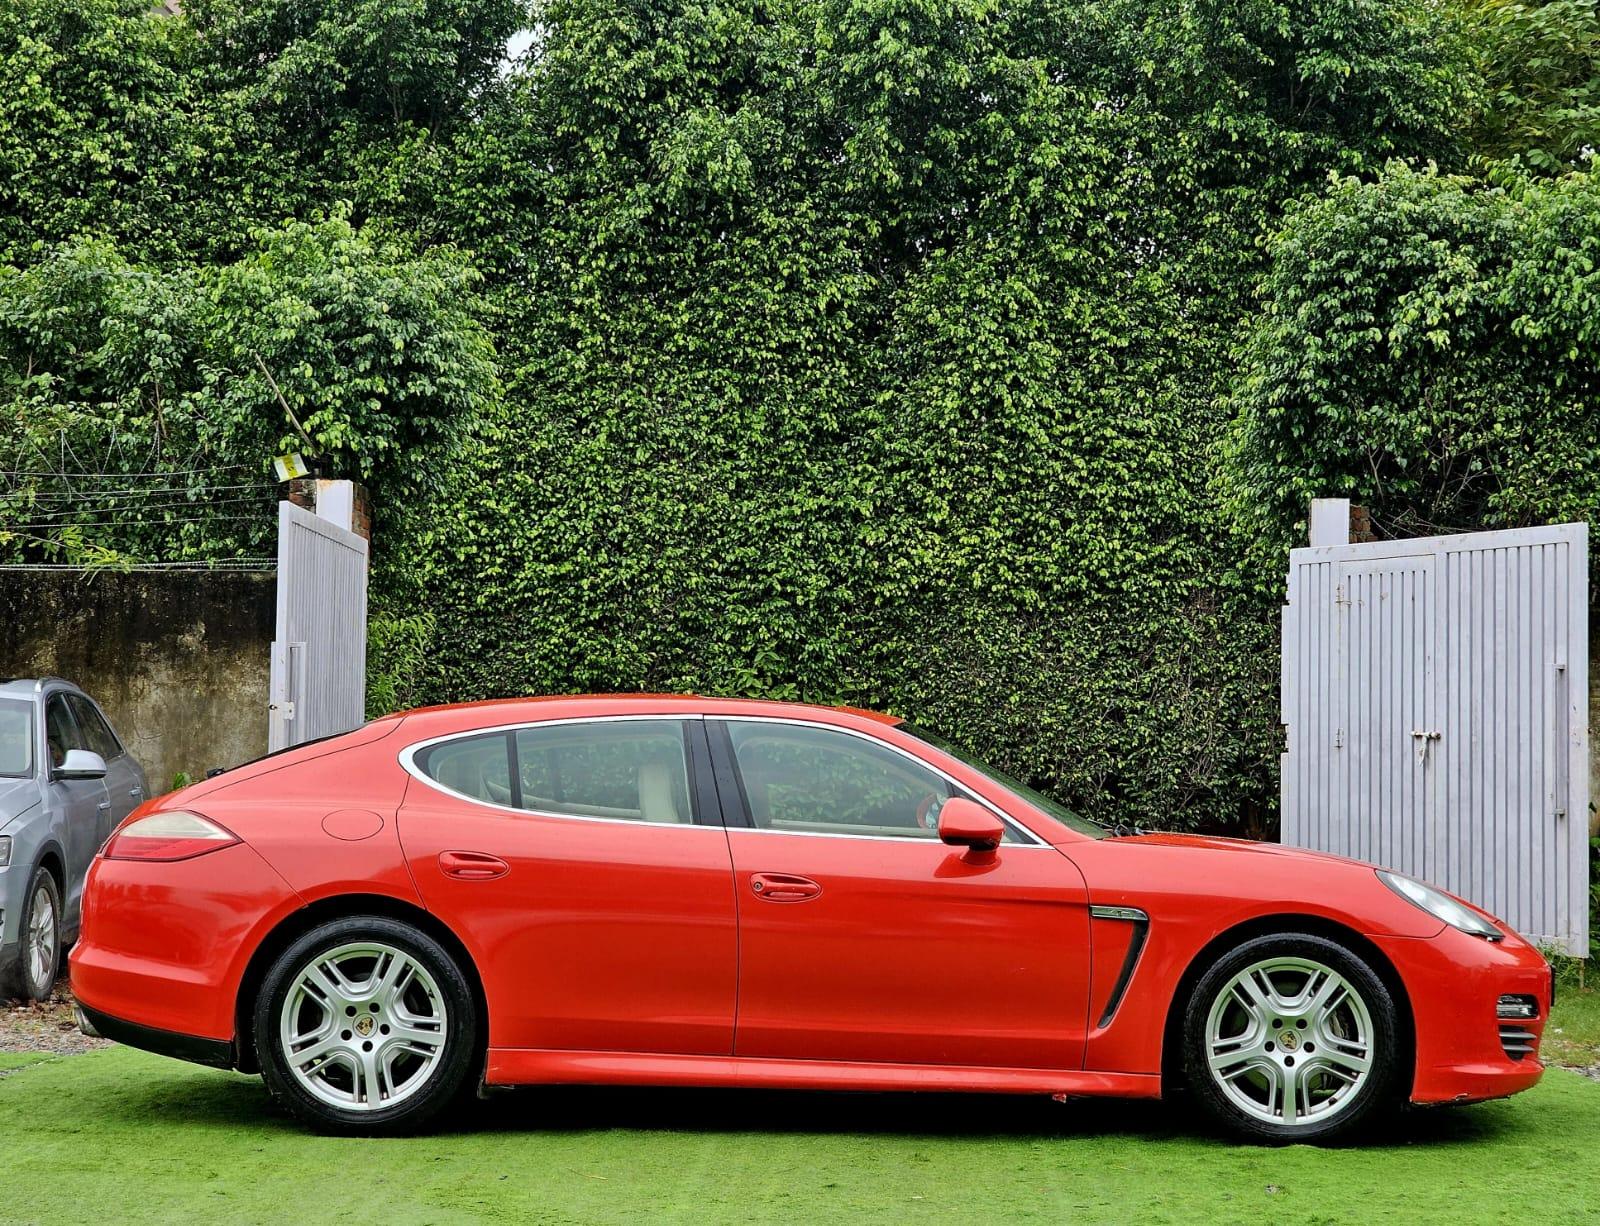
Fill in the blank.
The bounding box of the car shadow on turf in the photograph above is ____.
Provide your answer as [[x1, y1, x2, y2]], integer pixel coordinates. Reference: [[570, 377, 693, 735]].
[[93, 1068, 1526, 1150]]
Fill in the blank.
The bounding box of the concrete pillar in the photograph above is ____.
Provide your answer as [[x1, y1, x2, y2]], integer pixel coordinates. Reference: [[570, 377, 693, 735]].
[[1309, 498, 1351, 547]]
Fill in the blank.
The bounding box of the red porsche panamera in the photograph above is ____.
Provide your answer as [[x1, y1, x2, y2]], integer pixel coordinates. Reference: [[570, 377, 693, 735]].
[[71, 696, 1552, 1140]]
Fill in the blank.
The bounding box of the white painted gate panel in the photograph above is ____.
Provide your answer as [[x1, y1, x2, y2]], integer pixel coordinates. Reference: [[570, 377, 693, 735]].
[[270, 500, 369, 751], [1282, 523, 1589, 955]]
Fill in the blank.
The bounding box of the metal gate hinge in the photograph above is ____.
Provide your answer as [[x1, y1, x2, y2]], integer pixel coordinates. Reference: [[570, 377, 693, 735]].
[[269, 700, 296, 719]]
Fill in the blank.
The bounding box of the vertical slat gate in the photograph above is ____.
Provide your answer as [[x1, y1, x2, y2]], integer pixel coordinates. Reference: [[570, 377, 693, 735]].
[[1282, 523, 1589, 956], [269, 500, 369, 751]]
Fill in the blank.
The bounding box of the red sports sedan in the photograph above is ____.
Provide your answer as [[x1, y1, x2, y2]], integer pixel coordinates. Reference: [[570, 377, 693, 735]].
[[71, 696, 1552, 1140]]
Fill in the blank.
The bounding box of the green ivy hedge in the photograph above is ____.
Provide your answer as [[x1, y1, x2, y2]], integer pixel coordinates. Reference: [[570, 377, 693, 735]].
[[2, 0, 1506, 832]]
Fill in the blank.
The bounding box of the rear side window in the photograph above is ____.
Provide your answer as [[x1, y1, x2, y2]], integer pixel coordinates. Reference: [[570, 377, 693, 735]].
[[415, 732, 514, 806], [67, 695, 122, 761], [514, 720, 691, 823], [412, 720, 694, 824]]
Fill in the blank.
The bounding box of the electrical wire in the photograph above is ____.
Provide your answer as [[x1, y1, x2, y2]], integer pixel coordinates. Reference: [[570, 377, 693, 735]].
[[0, 514, 273, 532], [5, 497, 279, 522], [0, 464, 262, 478], [0, 482, 278, 503]]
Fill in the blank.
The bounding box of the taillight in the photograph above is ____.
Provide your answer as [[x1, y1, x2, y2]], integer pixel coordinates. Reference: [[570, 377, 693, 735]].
[[102, 811, 240, 862]]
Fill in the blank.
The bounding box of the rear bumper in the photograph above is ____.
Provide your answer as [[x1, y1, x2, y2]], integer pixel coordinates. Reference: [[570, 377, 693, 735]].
[[75, 1002, 234, 1070], [70, 841, 301, 1042], [1373, 926, 1553, 1105]]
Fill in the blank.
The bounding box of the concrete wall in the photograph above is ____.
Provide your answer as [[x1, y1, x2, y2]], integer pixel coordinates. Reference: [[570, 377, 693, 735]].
[[0, 570, 274, 790]]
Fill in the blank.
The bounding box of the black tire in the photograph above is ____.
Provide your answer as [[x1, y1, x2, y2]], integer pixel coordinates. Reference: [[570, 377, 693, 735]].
[[253, 916, 479, 1135], [1, 866, 62, 1003], [1181, 932, 1403, 1144]]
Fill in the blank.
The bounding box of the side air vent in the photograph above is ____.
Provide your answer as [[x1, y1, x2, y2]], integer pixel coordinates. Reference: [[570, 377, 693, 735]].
[[1499, 1026, 1538, 1061]]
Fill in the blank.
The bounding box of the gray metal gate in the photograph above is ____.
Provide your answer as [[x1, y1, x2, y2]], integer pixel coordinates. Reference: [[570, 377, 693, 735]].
[[1282, 519, 1589, 955], [269, 499, 369, 751]]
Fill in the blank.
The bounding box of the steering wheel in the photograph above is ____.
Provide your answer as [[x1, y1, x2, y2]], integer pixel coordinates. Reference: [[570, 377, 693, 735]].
[[916, 791, 946, 832]]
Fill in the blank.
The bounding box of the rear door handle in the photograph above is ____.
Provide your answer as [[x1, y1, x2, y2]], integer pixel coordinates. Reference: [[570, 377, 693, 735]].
[[750, 873, 822, 903], [96, 801, 110, 811], [130, 786, 143, 798], [438, 850, 510, 881]]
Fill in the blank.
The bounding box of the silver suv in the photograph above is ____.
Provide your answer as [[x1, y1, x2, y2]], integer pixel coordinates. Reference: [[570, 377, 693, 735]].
[[0, 678, 147, 1001]]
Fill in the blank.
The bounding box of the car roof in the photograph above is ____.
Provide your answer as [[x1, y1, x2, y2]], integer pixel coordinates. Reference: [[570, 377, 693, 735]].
[[0, 676, 83, 700], [381, 693, 903, 737]]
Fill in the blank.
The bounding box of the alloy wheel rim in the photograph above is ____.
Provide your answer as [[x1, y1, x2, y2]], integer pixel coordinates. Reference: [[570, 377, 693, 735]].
[[27, 884, 56, 992], [279, 942, 448, 1112], [1204, 955, 1374, 1128]]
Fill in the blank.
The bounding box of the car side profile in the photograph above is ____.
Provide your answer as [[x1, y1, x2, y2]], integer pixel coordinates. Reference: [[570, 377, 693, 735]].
[[1, 677, 147, 1001], [71, 696, 1552, 1141]]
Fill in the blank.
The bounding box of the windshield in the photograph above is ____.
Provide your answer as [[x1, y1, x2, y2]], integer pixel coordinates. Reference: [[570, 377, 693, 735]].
[[0, 698, 33, 778], [900, 722, 1109, 839]]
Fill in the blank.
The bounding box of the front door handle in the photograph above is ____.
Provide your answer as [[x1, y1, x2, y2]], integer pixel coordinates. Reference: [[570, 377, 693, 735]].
[[96, 801, 110, 811], [750, 872, 822, 903], [130, 786, 143, 798], [439, 850, 510, 880]]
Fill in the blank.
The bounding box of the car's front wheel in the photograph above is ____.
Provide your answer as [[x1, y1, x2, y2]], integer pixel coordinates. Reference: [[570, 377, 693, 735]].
[[1, 866, 62, 1003], [1182, 932, 1402, 1143], [254, 916, 479, 1134]]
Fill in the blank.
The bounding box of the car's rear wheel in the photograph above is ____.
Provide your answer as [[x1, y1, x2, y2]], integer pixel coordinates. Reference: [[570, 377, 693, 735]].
[[1182, 932, 1402, 1143], [2, 867, 62, 1003], [254, 916, 478, 1134]]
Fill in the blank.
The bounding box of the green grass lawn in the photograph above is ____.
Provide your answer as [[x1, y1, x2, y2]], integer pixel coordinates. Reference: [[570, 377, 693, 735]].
[[1546, 982, 1600, 1069], [1, 1004, 1597, 1226]]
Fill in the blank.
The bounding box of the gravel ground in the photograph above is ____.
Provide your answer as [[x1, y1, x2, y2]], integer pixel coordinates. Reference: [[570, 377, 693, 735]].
[[0, 976, 110, 1058]]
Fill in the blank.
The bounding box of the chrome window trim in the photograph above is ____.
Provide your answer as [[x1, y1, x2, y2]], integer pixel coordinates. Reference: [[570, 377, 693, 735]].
[[715, 715, 1051, 848], [399, 710, 1054, 846], [399, 713, 721, 830]]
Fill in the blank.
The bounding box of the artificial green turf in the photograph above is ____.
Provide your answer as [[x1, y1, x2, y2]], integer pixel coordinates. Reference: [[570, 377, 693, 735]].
[[0, 1048, 1596, 1225], [1547, 986, 1600, 1067]]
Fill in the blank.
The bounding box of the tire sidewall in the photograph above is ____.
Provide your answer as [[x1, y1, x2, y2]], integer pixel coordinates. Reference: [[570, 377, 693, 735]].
[[1182, 932, 1402, 1144], [254, 916, 478, 1134], [19, 867, 62, 1002]]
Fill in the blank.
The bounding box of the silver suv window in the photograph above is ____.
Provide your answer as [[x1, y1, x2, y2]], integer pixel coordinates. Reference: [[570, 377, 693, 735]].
[[67, 694, 122, 762], [0, 697, 31, 777]]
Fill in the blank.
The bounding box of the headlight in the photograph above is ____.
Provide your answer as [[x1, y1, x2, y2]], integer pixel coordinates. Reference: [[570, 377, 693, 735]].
[[1378, 870, 1502, 941], [0, 834, 10, 867]]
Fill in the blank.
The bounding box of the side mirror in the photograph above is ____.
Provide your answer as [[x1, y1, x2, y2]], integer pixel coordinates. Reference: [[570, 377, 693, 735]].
[[55, 749, 108, 780], [937, 797, 1005, 857]]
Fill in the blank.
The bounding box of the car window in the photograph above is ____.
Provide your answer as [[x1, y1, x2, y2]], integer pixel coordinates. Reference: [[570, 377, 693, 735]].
[[724, 720, 1015, 842], [0, 698, 31, 777], [44, 695, 87, 770], [416, 732, 514, 806], [67, 695, 122, 761], [514, 721, 691, 824]]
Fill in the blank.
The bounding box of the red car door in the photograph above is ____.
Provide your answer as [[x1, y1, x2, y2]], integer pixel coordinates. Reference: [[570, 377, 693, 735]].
[[711, 717, 1092, 1071], [398, 717, 737, 1055]]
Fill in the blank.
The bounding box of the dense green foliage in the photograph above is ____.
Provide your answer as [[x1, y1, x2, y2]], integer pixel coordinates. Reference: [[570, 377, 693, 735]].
[[1, 0, 1592, 831], [1466, 0, 1600, 171], [1225, 164, 1600, 558], [1, 216, 495, 561]]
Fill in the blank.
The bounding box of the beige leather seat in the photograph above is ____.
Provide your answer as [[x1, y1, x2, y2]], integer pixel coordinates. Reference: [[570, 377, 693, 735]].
[[637, 761, 683, 822]]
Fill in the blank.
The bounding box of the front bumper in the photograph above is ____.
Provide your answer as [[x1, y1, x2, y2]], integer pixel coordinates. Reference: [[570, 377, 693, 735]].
[[1374, 925, 1553, 1105], [75, 1002, 234, 1070]]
